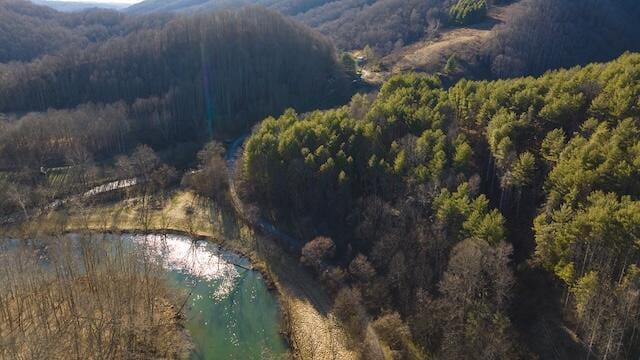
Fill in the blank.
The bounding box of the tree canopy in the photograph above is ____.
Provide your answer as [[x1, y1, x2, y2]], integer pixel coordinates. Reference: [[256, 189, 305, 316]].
[[242, 52, 640, 358]]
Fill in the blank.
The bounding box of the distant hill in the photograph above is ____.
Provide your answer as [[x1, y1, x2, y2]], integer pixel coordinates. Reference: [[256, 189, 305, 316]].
[[0, 6, 352, 139], [126, 0, 453, 55], [126, 0, 329, 15], [126, 0, 248, 14], [31, 0, 128, 12], [0, 0, 170, 62]]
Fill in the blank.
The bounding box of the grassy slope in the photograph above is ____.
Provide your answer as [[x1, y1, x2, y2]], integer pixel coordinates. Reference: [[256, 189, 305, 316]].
[[361, 1, 525, 83]]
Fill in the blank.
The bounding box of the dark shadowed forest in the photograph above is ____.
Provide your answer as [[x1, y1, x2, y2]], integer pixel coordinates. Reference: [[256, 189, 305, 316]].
[[480, 0, 640, 78]]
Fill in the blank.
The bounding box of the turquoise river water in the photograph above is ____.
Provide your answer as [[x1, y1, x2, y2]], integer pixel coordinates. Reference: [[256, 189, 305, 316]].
[[125, 233, 288, 359], [1, 234, 288, 359]]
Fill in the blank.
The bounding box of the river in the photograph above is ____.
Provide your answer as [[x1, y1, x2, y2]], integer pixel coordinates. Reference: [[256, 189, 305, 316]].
[[126, 233, 288, 359], [1, 233, 289, 359]]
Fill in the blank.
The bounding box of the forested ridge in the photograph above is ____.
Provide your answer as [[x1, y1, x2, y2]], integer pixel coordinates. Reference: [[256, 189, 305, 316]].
[[127, 0, 499, 55], [0, 4, 352, 168], [241, 53, 640, 358], [126, 0, 640, 82], [30, 0, 129, 12], [0, 0, 171, 63], [480, 0, 640, 78]]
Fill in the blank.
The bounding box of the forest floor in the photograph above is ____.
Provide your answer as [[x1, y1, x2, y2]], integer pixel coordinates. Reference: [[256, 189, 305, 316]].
[[6, 190, 361, 360]]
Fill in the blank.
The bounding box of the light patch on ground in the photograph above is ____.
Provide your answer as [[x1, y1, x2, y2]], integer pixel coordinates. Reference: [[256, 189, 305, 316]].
[[391, 27, 492, 74], [361, 0, 528, 80]]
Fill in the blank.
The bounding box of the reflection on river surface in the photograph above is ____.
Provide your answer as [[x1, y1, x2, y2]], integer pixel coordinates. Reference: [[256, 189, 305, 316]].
[[0, 233, 288, 359], [124, 233, 288, 360]]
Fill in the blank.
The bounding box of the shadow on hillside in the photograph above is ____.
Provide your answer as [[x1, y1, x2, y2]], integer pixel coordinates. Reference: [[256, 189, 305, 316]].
[[512, 265, 588, 359]]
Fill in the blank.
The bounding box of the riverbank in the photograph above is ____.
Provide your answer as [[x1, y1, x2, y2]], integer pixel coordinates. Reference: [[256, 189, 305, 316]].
[[4, 190, 358, 359]]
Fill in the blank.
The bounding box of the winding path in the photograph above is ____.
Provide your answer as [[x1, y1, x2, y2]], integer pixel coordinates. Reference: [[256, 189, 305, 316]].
[[1, 177, 139, 225], [225, 135, 301, 252]]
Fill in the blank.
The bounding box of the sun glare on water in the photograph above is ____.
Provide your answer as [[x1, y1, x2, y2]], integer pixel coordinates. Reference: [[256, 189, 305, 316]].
[[131, 234, 241, 301]]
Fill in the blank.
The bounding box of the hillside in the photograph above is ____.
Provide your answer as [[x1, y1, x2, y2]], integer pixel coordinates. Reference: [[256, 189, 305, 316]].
[[126, 0, 248, 14], [385, 1, 517, 77], [0, 0, 171, 62], [126, 0, 640, 83], [0, 5, 349, 142], [127, 0, 455, 55], [482, 0, 640, 77], [376, 0, 640, 80], [0, 5, 352, 168], [126, 0, 340, 15]]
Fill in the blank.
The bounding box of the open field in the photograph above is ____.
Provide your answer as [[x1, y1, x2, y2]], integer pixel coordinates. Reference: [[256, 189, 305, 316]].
[[361, 0, 529, 82]]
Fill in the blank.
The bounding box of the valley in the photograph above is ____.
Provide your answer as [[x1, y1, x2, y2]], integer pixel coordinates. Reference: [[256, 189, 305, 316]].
[[1, 0, 639, 359]]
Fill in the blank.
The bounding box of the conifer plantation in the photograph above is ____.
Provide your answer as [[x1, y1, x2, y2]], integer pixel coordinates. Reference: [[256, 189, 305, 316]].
[[242, 53, 640, 358]]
